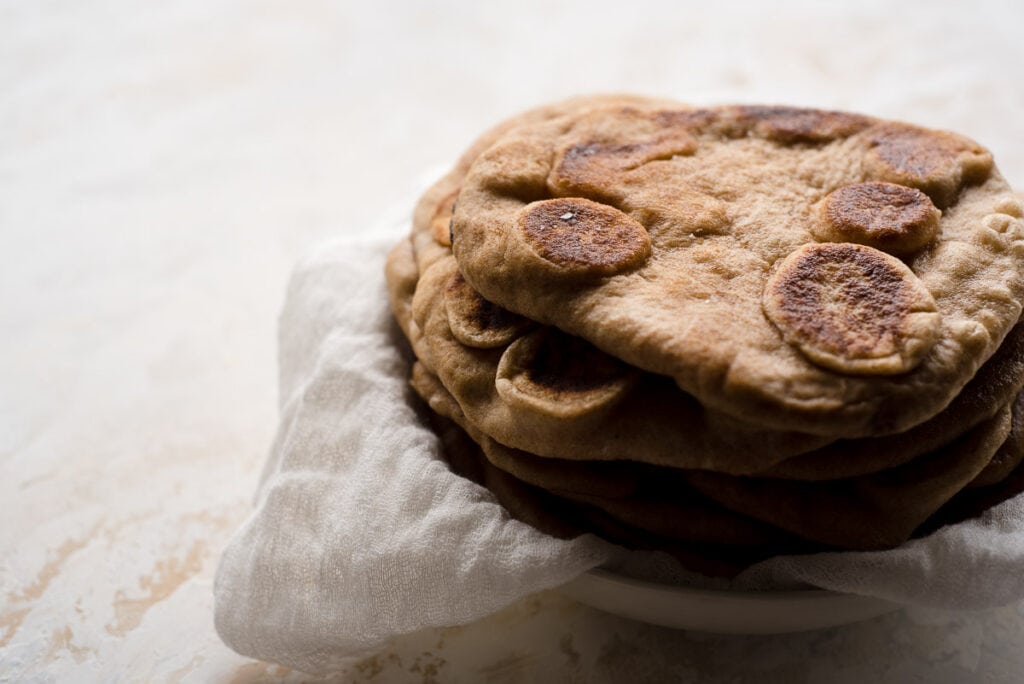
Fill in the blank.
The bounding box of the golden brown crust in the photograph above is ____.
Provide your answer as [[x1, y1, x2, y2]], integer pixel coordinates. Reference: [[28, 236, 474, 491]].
[[815, 182, 941, 255], [495, 326, 635, 421], [517, 198, 651, 276], [762, 242, 941, 375], [444, 271, 533, 349], [730, 105, 873, 144], [549, 107, 699, 199], [864, 122, 994, 208]]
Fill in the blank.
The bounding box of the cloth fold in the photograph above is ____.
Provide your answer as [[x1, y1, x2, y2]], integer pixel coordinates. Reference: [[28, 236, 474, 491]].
[[215, 234, 1024, 673], [214, 236, 617, 673]]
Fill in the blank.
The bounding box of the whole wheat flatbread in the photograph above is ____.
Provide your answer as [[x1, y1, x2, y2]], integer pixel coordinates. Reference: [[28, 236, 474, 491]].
[[447, 98, 1024, 437]]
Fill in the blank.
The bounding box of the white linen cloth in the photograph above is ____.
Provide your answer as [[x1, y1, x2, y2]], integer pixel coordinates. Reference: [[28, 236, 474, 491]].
[[214, 234, 1024, 674]]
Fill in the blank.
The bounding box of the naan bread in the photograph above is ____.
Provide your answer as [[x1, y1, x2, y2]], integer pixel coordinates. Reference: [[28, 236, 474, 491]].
[[448, 99, 1024, 436]]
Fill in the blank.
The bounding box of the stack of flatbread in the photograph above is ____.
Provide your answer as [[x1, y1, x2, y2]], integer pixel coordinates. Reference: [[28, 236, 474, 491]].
[[385, 95, 1024, 577]]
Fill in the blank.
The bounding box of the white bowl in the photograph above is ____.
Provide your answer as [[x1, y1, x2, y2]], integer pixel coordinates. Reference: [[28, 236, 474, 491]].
[[560, 569, 900, 634]]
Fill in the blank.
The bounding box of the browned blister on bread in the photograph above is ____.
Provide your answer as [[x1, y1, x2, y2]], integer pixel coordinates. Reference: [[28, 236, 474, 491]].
[[762, 242, 941, 375], [516, 198, 651, 277], [495, 326, 636, 421], [815, 182, 941, 255], [729, 105, 873, 144], [864, 122, 994, 209], [549, 107, 699, 200], [444, 270, 534, 349]]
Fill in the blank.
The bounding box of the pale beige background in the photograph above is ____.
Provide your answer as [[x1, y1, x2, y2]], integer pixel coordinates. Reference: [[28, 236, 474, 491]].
[[3, 0, 1024, 681]]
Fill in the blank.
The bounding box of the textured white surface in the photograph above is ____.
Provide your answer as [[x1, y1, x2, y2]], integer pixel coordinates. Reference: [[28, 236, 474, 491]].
[[3, 0, 1024, 681]]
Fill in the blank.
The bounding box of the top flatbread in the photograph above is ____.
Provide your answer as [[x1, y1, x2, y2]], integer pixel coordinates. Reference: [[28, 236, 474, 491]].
[[398, 232, 1024, 474], [448, 99, 1024, 436], [391, 168, 1024, 475]]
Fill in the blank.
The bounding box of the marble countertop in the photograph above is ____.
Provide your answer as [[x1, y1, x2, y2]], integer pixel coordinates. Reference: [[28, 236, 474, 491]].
[[4, 1, 1024, 681]]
